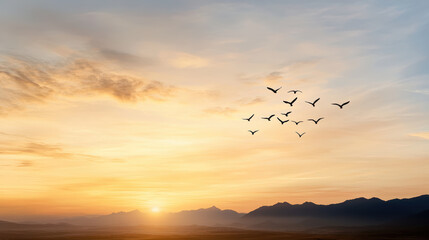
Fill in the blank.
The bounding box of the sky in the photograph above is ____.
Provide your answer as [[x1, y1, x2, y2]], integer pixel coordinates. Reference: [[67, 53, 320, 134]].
[[0, 0, 428, 220]]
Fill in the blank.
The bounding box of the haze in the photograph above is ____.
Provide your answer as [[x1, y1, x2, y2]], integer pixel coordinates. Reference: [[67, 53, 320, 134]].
[[0, 0, 428, 221]]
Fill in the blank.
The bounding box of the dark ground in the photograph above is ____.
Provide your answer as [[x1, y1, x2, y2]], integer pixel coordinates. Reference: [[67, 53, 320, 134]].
[[1, 224, 428, 240]]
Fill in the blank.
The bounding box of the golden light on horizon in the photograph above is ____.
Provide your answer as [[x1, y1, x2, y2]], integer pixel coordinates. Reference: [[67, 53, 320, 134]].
[[151, 207, 160, 213]]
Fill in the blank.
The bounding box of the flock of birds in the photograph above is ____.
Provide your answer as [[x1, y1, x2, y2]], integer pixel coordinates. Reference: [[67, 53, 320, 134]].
[[244, 87, 350, 138]]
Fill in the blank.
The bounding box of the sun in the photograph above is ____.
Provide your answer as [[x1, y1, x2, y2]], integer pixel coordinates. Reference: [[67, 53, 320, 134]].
[[151, 206, 160, 213]]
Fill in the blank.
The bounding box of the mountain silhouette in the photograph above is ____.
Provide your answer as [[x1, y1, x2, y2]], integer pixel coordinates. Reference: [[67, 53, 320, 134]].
[[55, 206, 243, 227], [165, 206, 244, 226], [243, 195, 429, 229]]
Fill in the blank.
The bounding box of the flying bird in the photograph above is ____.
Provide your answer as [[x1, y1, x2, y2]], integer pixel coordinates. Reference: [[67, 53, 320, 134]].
[[281, 111, 292, 117], [332, 101, 350, 109], [305, 98, 320, 107], [291, 120, 303, 125], [267, 87, 282, 93], [277, 117, 289, 125], [288, 90, 302, 94], [308, 117, 324, 124], [262, 114, 275, 121], [249, 130, 259, 135], [283, 97, 298, 106], [296, 132, 305, 138], [242, 114, 254, 121]]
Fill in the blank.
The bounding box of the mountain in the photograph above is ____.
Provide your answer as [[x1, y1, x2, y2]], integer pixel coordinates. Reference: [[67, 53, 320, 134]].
[[57, 209, 146, 226], [55, 206, 244, 227], [242, 195, 429, 230], [165, 206, 244, 226]]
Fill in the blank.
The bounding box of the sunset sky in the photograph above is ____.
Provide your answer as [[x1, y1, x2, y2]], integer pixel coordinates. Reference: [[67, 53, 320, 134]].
[[1, 0, 428, 220]]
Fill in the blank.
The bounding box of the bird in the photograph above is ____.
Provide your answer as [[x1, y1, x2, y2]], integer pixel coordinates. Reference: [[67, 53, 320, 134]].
[[305, 98, 320, 107], [262, 114, 275, 121], [291, 120, 303, 125], [296, 132, 305, 137], [332, 101, 350, 109], [277, 117, 289, 125], [308, 117, 324, 124], [267, 87, 282, 93], [242, 114, 254, 121], [249, 130, 259, 135], [281, 111, 292, 117], [283, 97, 298, 106], [288, 90, 302, 94]]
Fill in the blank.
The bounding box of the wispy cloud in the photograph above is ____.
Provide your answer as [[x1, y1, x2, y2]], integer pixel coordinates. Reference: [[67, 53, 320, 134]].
[[410, 132, 429, 140], [0, 56, 177, 113]]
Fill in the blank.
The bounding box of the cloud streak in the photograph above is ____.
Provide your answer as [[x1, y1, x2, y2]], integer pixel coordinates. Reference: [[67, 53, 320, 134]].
[[0, 56, 176, 113]]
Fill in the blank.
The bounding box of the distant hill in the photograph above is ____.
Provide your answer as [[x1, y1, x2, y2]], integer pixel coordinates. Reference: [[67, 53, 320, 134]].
[[58, 209, 146, 226], [242, 195, 429, 230], [57, 206, 244, 227], [165, 206, 244, 226], [4, 195, 429, 230]]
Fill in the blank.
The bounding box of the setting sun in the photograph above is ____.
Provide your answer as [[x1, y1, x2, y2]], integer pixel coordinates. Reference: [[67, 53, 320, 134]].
[[151, 207, 160, 213]]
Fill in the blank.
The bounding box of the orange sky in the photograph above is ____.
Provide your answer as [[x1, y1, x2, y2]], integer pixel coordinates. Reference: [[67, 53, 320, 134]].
[[0, 1, 428, 218]]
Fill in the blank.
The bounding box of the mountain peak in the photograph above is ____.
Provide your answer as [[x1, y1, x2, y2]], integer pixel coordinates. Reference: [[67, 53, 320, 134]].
[[207, 206, 220, 211]]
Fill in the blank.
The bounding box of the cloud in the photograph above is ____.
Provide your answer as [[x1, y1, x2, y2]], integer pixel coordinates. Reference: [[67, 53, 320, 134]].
[[203, 107, 237, 116], [410, 132, 429, 140], [237, 97, 265, 106], [264, 71, 283, 84], [0, 56, 177, 112], [96, 48, 154, 67], [164, 52, 209, 69], [18, 160, 33, 167]]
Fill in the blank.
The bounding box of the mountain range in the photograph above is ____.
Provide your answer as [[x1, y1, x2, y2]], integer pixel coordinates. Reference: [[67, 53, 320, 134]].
[[3, 195, 429, 231]]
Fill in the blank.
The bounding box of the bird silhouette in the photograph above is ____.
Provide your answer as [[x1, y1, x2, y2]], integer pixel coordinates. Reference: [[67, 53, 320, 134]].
[[277, 117, 289, 125], [308, 117, 324, 124], [283, 97, 298, 106], [296, 132, 305, 137], [249, 130, 259, 135], [332, 101, 350, 109], [281, 111, 292, 117], [262, 114, 275, 121], [267, 87, 282, 93], [291, 120, 303, 125], [305, 98, 320, 107], [242, 114, 254, 121], [288, 90, 302, 94]]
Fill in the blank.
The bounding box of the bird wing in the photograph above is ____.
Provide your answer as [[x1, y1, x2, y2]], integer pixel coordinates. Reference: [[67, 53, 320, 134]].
[[267, 87, 275, 92], [308, 119, 315, 122], [277, 117, 282, 122], [275, 87, 282, 91], [288, 90, 294, 93], [269, 114, 275, 118], [291, 97, 297, 104], [249, 114, 254, 119], [283, 100, 290, 104], [314, 98, 320, 104], [341, 101, 350, 106], [332, 103, 341, 107], [297, 90, 302, 93], [305, 101, 312, 105], [317, 117, 324, 121]]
